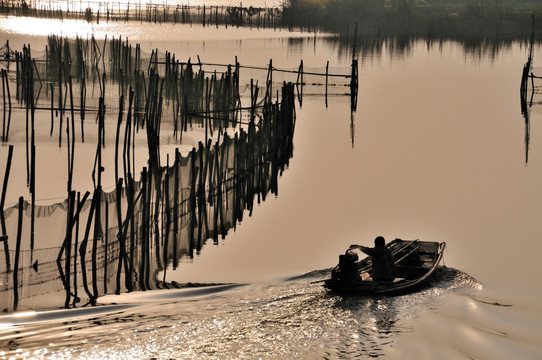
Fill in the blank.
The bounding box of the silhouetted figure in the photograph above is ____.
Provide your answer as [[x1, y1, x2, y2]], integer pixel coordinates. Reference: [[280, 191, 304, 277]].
[[350, 236, 397, 282], [336, 249, 359, 282]]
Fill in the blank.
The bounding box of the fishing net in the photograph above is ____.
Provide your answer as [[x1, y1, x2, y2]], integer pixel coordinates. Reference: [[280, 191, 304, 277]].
[[0, 34, 351, 311], [0, 83, 296, 312], [523, 67, 542, 114]]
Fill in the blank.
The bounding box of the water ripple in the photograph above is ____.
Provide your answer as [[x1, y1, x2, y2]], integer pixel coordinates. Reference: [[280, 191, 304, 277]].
[[0, 267, 490, 359]]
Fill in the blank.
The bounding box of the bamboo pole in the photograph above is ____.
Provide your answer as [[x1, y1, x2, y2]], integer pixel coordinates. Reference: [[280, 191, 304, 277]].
[[114, 177, 126, 294], [173, 149, 180, 268], [49, 82, 54, 135], [29, 64, 35, 262], [13, 196, 23, 312], [115, 94, 125, 184], [68, 76, 75, 190], [141, 166, 149, 281], [73, 192, 80, 307], [163, 164, 170, 273], [350, 58, 358, 111], [91, 97, 105, 299], [127, 173, 137, 290], [63, 191, 75, 308], [0, 145, 13, 272], [4, 69, 11, 142], [79, 191, 97, 304], [1, 69, 6, 141], [325, 60, 329, 107], [104, 200, 109, 294]]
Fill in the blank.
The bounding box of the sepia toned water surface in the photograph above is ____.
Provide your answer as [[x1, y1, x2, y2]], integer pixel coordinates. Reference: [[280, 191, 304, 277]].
[[0, 11, 542, 360]]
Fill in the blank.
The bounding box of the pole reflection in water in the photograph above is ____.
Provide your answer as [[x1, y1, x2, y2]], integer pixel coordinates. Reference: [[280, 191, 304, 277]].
[[0, 82, 296, 312], [519, 16, 542, 165], [0, 34, 356, 312], [520, 62, 541, 164]]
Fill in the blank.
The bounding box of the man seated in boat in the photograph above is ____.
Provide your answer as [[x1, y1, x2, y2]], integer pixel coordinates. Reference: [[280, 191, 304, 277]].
[[336, 248, 360, 282], [349, 236, 397, 282]]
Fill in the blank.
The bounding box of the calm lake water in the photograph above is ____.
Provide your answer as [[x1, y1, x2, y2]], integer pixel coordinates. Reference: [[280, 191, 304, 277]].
[[1, 10, 542, 360]]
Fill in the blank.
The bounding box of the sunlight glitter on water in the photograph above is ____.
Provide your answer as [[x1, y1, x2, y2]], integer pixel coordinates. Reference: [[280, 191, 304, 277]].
[[0, 15, 313, 42], [0, 268, 487, 360], [11, 311, 37, 318], [16, 0, 283, 13], [1, 13, 542, 356], [0, 17, 111, 38]]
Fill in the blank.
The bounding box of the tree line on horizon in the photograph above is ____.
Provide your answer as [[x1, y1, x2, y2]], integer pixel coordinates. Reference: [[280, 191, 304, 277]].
[[281, 0, 542, 39]]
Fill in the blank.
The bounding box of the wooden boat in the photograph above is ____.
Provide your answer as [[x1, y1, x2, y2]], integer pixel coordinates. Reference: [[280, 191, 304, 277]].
[[323, 239, 446, 295]]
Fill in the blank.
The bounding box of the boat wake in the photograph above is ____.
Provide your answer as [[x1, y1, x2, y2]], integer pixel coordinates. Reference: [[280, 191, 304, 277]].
[[0, 267, 486, 359]]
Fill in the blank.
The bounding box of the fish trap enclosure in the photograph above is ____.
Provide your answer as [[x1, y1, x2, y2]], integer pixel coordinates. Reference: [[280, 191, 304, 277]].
[[0, 35, 357, 137], [1, 36, 245, 135], [0, 32, 358, 311], [0, 82, 297, 312], [0, 0, 282, 29]]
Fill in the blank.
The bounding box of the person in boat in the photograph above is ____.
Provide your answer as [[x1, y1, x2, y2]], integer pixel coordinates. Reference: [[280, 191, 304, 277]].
[[350, 236, 397, 282], [336, 248, 360, 282]]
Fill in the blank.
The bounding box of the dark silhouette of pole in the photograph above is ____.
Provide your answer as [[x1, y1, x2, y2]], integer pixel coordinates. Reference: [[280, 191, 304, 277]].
[[13, 196, 23, 311]]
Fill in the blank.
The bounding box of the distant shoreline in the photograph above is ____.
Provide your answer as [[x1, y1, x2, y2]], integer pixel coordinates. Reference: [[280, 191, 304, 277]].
[[281, 0, 542, 40], [1, 0, 541, 40]]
